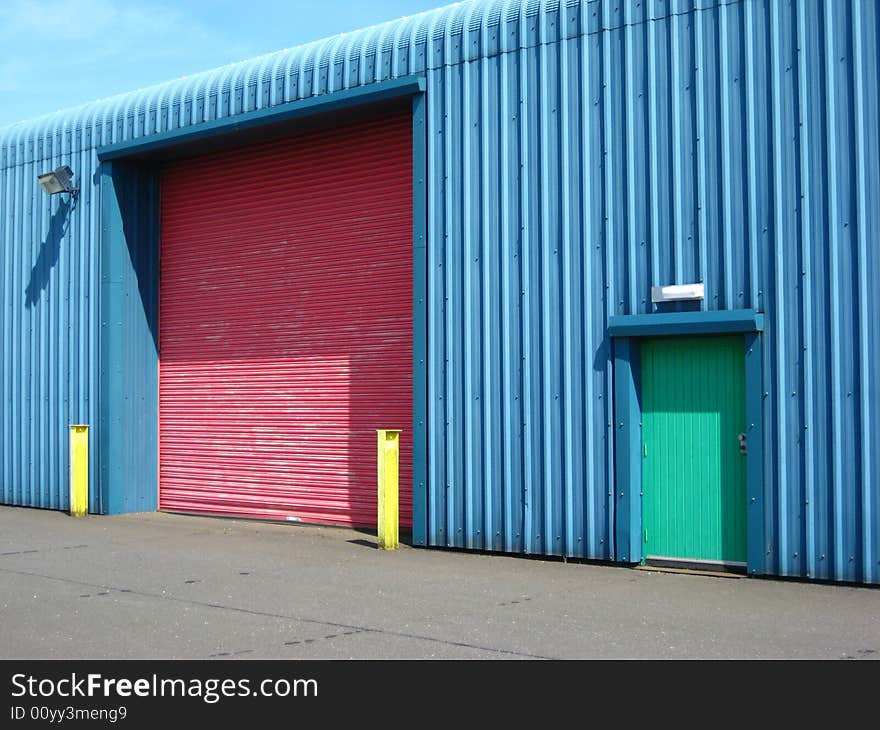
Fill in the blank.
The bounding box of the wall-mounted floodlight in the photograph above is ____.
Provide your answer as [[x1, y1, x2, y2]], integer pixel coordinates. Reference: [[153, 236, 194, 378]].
[[38, 165, 78, 198], [651, 283, 705, 303]]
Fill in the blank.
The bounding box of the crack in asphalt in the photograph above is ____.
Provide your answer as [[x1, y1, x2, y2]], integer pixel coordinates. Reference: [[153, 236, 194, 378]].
[[209, 628, 371, 659], [0, 565, 553, 660], [1, 544, 88, 557]]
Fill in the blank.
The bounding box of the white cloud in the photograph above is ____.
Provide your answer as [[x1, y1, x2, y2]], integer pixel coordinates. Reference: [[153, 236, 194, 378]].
[[0, 0, 449, 126], [0, 0, 191, 44], [0, 59, 27, 93], [0, 0, 257, 125]]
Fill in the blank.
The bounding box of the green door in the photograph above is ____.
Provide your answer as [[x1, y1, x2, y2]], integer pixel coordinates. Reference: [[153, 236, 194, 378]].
[[641, 335, 747, 565]]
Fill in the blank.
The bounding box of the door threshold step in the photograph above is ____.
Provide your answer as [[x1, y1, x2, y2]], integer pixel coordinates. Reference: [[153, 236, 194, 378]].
[[634, 564, 744, 579]]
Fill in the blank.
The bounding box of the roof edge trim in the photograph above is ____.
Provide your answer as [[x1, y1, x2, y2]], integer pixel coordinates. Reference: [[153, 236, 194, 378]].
[[97, 75, 426, 161]]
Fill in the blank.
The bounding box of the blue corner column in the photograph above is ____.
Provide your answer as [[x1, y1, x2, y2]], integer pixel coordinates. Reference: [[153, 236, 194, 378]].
[[411, 90, 428, 546], [98, 161, 160, 514], [613, 337, 642, 563], [744, 332, 765, 575]]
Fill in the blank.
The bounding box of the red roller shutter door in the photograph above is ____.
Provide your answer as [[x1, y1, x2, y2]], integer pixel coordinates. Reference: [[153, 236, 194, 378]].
[[159, 110, 413, 527]]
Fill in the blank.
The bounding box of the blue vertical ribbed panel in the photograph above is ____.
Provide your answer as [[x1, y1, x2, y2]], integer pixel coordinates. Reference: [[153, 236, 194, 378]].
[[99, 161, 159, 515], [0, 139, 100, 512], [423, 0, 880, 581], [0, 0, 878, 581]]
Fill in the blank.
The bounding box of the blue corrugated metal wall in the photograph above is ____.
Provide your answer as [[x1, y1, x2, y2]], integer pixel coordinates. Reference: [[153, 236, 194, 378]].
[[0, 0, 877, 582], [0, 136, 100, 511], [425, 0, 880, 583]]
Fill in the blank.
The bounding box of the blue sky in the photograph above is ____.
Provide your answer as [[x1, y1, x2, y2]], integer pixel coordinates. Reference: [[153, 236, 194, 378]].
[[0, 0, 453, 128]]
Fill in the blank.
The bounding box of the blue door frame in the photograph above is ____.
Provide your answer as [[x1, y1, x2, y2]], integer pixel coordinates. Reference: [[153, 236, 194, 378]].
[[609, 310, 765, 575], [96, 77, 428, 542]]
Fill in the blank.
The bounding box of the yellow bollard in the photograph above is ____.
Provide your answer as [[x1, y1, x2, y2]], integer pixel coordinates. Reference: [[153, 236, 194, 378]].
[[376, 429, 401, 550], [69, 425, 89, 517]]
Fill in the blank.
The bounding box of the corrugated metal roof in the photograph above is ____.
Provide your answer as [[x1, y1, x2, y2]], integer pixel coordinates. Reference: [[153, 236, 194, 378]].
[[0, 0, 738, 155]]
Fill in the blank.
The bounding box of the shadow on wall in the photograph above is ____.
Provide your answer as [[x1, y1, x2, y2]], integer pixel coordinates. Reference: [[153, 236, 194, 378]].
[[24, 198, 72, 308]]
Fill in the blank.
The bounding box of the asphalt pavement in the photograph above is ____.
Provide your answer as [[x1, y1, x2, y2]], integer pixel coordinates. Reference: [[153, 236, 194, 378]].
[[1, 506, 878, 659]]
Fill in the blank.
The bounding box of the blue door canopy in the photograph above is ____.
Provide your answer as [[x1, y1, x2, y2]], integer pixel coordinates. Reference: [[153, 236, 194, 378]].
[[609, 310, 764, 338]]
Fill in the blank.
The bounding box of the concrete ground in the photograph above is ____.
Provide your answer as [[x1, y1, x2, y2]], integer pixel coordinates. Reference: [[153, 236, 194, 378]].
[[0, 506, 878, 659]]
